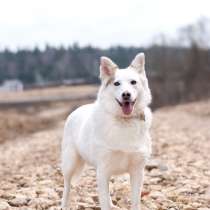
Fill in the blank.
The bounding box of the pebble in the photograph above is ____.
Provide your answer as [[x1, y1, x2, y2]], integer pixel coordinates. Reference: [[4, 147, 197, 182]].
[[149, 191, 165, 199], [205, 187, 210, 198], [146, 159, 159, 171], [149, 177, 162, 184], [183, 206, 197, 210], [159, 164, 169, 171], [191, 202, 202, 208], [149, 169, 163, 177], [0, 201, 10, 210], [146, 159, 168, 171], [198, 208, 210, 210], [28, 197, 55, 208], [0, 193, 16, 200], [8, 195, 30, 207]]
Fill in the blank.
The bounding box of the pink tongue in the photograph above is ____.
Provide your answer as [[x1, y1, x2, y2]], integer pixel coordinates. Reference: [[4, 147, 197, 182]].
[[122, 102, 133, 115]]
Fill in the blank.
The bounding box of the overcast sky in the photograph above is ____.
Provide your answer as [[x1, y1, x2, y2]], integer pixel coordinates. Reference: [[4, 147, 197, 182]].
[[0, 0, 210, 50]]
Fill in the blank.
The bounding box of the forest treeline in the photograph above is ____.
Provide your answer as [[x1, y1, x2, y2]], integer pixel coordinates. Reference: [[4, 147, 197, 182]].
[[1, 44, 210, 107], [0, 18, 210, 107]]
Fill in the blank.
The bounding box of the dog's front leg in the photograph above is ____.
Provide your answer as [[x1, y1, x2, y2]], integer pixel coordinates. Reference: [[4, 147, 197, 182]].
[[97, 168, 115, 210], [130, 165, 144, 210]]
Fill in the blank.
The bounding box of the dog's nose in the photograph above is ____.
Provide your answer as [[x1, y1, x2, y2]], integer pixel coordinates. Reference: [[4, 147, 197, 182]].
[[122, 91, 131, 100]]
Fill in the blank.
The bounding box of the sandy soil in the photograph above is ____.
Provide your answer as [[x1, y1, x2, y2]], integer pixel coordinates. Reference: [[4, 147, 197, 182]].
[[0, 100, 210, 210]]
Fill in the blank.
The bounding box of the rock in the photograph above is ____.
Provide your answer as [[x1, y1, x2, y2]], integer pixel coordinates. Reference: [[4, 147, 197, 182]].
[[117, 198, 130, 208], [198, 208, 210, 210], [176, 187, 191, 194], [141, 190, 150, 197], [37, 188, 59, 200], [0, 201, 10, 210], [142, 199, 158, 209], [205, 187, 210, 198], [28, 198, 55, 208], [191, 202, 202, 208], [176, 195, 189, 204], [183, 206, 197, 210], [78, 205, 100, 210], [0, 193, 16, 200], [149, 169, 162, 177], [159, 164, 168, 171], [91, 194, 99, 203], [149, 177, 162, 184], [8, 195, 30, 207], [167, 192, 178, 202], [146, 159, 168, 172], [48, 207, 61, 210], [78, 196, 95, 205], [149, 191, 165, 199], [146, 160, 159, 171]]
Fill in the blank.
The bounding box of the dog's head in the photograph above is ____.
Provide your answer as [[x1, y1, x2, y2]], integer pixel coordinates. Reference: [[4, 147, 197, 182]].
[[98, 53, 152, 117]]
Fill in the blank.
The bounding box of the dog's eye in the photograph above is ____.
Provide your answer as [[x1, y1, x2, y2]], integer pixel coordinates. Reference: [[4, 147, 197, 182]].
[[114, 81, 120, 86], [131, 80, 137, 85]]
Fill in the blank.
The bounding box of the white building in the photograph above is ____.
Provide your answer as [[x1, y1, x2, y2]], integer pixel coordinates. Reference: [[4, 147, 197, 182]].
[[0, 79, 24, 92]]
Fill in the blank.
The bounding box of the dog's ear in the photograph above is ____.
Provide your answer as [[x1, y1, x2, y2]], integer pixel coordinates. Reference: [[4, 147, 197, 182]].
[[100, 57, 118, 80], [130, 53, 145, 73]]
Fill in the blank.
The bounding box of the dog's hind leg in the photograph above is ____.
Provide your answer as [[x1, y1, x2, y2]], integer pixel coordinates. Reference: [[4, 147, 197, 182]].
[[61, 146, 85, 209], [61, 170, 71, 210]]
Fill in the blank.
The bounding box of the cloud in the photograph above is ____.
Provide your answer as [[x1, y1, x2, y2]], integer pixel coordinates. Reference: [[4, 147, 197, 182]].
[[0, 0, 210, 49]]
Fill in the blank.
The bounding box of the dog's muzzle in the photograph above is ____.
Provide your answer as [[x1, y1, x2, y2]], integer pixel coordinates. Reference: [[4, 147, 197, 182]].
[[116, 98, 136, 115]]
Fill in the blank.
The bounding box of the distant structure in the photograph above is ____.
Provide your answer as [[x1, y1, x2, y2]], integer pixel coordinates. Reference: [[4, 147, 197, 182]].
[[0, 79, 24, 92], [63, 78, 87, 86]]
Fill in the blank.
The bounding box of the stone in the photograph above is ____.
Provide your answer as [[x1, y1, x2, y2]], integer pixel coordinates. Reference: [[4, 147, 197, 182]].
[[183, 206, 197, 210], [159, 164, 168, 171], [149, 191, 165, 199], [198, 208, 210, 210], [146, 160, 159, 171], [8, 195, 30, 207], [0, 193, 16, 200], [0, 201, 10, 210], [141, 190, 150, 197], [149, 177, 162, 184], [28, 198, 55, 208], [191, 202, 202, 208]]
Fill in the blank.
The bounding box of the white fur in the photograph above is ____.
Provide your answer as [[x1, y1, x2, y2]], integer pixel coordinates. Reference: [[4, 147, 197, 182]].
[[61, 53, 152, 210]]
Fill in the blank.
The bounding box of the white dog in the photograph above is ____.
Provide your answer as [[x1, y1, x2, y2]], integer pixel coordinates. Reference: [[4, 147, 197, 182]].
[[61, 53, 152, 210]]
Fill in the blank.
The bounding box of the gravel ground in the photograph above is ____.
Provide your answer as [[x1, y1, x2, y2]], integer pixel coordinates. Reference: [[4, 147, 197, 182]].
[[0, 100, 210, 210]]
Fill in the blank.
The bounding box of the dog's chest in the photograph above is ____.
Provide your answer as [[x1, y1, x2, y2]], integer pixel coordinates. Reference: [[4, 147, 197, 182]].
[[94, 117, 149, 152]]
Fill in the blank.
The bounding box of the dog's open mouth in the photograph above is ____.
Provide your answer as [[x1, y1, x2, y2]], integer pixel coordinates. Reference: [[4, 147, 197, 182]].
[[116, 99, 136, 115]]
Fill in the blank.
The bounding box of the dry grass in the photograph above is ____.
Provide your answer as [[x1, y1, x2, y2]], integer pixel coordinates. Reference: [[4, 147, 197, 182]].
[[0, 105, 65, 144], [0, 85, 97, 143], [0, 85, 98, 102]]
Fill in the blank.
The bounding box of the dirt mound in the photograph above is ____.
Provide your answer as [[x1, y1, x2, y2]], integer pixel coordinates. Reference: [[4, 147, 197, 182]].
[[0, 104, 69, 144]]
